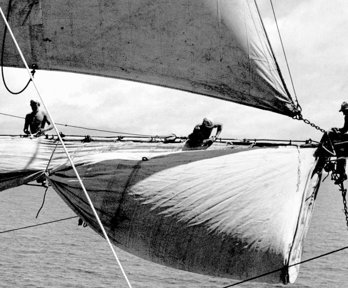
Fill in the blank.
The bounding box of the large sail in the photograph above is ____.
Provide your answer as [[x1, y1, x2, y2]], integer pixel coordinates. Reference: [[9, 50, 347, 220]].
[[0, 136, 321, 283], [0, 0, 298, 116]]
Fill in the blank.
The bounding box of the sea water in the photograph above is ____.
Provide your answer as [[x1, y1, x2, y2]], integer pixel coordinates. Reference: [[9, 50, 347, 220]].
[[0, 180, 347, 288]]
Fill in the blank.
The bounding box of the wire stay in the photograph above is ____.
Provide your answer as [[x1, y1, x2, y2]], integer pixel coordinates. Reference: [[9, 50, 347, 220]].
[[0, 8, 133, 288]]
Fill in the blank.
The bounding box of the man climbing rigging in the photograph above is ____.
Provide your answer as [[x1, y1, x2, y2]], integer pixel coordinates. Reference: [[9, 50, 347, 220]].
[[184, 117, 222, 149], [23, 100, 52, 137]]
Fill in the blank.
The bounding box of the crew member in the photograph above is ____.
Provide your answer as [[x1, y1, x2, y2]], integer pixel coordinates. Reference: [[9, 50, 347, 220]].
[[331, 101, 348, 184], [184, 117, 222, 149], [23, 100, 52, 137]]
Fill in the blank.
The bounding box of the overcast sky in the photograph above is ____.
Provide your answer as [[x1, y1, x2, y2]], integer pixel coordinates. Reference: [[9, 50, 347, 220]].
[[0, 0, 347, 141]]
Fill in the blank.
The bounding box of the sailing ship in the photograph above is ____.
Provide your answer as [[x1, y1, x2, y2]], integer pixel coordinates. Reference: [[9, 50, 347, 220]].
[[0, 0, 327, 284]]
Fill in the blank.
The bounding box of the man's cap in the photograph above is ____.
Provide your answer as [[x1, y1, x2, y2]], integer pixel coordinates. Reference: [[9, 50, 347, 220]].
[[202, 117, 214, 128], [339, 101, 348, 112], [30, 100, 40, 106]]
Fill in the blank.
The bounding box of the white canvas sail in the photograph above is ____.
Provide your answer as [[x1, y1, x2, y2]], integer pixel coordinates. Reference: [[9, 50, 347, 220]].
[[0, 0, 298, 116], [0, 136, 321, 283]]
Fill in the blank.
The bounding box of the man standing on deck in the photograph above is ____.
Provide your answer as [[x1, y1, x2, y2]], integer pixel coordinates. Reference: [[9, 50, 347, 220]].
[[184, 117, 222, 149], [23, 100, 52, 137]]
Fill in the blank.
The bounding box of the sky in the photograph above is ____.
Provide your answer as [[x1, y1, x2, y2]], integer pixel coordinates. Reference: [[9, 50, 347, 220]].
[[0, 0, 347, 142]]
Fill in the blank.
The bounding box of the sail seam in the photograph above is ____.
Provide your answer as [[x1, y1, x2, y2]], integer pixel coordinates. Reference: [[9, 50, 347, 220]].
[[244, 1, 252, 98], [111, 160, 142, 228]]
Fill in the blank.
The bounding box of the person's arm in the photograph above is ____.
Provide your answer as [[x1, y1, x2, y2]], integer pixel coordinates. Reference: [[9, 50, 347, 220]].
[[339, 115, 348, 134], [23, 114, 30, 134], [40, 113, 53, 134], [215, 123, 222, 138], [212, 123, 223, 140]]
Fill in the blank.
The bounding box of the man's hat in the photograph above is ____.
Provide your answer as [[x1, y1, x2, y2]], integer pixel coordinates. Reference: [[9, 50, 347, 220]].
[[30, 100, 40, 106], [339, 101, 348, 112], [202, 117, 214, 128]]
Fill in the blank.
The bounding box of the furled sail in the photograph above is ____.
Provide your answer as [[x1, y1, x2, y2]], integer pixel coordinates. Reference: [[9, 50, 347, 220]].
[[0, 136, 321, 283], [0, 0, 298, 116]]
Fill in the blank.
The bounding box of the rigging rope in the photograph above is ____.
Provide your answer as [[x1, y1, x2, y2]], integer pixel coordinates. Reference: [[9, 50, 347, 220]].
[[318, 132, 348, 226], [0, 216, 78, 234], [256, 0, 328, 135], [1, 211, 348, 288], [268, 1, 327, 134], [269, 0, 300, 108], [0, 111, 322, 146], [0, 111, 154, 137], [334, 180, 348, 228], [35, 144, 58, 218], [0, 9, 133, 288], [35, 185, 49, 218], [254, 0, 295, 112], [222, 245, 348, 287], [1, 0, 33, 95]]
